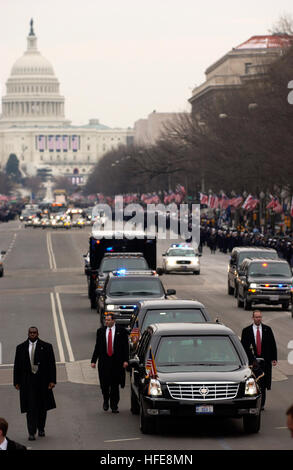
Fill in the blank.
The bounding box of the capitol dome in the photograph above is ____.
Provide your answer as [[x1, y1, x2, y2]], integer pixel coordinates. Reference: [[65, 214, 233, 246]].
[[11, 51, 55, 77], [0, 20, 69, 127]]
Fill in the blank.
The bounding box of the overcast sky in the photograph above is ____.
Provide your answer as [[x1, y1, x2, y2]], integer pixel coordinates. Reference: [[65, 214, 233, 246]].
[[0, 0, 292, 128]]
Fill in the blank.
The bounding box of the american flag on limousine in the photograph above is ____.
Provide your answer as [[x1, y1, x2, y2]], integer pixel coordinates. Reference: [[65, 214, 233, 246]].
[[146, 347, 158, 378]]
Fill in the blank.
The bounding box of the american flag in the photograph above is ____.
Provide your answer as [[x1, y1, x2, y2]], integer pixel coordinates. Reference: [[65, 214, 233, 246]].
[[266, 195, 277, 210], [145, 347, 157, 378], [208, 194, 219, 209], [230, 196, 243, 208], [200, 193, 209, 205], [272, 199, 283, 214], [219, 193, 230, 210], [176, 184, 186, 196], [38, 135, 45, 151], [242, 194, 259, 211], [266, 195, 283, 213]]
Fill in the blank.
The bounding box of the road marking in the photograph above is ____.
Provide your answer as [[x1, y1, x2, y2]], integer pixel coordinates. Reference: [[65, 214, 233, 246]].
[[55, 292, 75, 362], [104, 438, 142, 442], [3, 232, 18, 260], [47, 232, 57, 270], [50, 293, 65, 363]]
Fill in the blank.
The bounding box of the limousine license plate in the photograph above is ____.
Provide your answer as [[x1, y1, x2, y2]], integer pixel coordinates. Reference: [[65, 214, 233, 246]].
[[269, 295, 279, 301], [196, 405, 213, 414]]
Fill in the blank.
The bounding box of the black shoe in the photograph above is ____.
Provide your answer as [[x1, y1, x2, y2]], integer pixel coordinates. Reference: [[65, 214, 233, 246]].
[[112, 408, 119, 413], [38, 430, 45, 437], [28, 434, 36, 441], [103, 401, 109, 411]]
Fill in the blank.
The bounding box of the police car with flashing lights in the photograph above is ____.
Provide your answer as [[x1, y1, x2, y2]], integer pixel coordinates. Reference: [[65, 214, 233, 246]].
[[97, 270, 176, 327], [161, 244, 201, 274]]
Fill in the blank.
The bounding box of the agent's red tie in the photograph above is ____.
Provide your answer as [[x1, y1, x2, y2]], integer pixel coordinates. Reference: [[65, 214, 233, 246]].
[[107, 328, 113, 357], [256, 327, 261, 356]]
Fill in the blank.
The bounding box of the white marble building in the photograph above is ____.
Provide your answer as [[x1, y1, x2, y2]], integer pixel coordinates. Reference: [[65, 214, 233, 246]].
[[0, 21, 134, 184]]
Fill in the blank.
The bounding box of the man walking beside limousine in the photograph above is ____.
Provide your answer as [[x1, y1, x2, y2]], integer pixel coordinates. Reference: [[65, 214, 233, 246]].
[[91, 314, 129, 413], [241, 310, 277, 410]]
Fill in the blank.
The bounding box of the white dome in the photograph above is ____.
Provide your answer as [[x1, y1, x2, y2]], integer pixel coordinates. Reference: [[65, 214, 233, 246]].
[[11, 52, 55, 76], [0, 21, 68, 127]]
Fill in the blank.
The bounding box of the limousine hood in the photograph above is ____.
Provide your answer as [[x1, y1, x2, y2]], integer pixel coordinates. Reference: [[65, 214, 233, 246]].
[[157, 366, 252, 384]]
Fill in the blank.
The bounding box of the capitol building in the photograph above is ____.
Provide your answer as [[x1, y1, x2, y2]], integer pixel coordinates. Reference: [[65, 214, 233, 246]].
[[0, 21, 134, 185]]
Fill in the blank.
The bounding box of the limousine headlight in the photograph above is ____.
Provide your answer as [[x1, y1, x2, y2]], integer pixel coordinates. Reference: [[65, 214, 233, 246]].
[[148, 379, 162, 396], [245, 377, 258, 396]]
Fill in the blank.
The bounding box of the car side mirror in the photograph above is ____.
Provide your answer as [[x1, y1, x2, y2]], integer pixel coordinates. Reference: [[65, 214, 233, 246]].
[[166, 289, 176, 296]]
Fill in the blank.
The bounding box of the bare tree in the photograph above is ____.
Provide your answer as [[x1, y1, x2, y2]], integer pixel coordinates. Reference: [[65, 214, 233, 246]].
[[269, 13, 293, 35]]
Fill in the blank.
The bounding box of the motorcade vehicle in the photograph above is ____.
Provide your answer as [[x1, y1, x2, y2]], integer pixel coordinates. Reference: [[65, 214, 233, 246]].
[[128, 299, 211, 352], [85, 229, 157, 309], [93, 252, 150, 303], [63, 217, 71, 229], [160, 244, 201, 274], [129, 322, 262, 434], [236, 258, 293, 310], [227, 247, 279, 297], [97, 270, 176, 327], [0, 250, 6, 277]]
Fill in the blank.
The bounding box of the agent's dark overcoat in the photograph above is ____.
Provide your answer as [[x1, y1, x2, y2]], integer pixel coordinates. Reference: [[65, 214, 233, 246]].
[[13, 339, 56, 413], [91, 326, 129, 388], [241, 323, 277, 390]]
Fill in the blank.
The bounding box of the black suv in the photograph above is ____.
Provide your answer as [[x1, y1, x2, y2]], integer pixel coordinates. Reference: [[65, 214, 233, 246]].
[[227, 247, 278, 298], [129, 323, 262, 434], [97, 271, 176, 326], [236, 258, 293, 310], [85, 252, 150, 309], [95, 252, 149, 298], [128, 299, 211, 353]]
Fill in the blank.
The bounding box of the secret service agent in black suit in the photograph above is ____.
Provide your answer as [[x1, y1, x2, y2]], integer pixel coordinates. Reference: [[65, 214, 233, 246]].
[[241, 310, 277, 409], [91, 314, 129, 413], [0, 417, 27, 450], [13, 327, 56, 441]]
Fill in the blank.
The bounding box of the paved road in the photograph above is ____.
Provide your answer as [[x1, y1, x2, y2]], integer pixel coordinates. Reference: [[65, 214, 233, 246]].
[[0, 220, 292, 450]]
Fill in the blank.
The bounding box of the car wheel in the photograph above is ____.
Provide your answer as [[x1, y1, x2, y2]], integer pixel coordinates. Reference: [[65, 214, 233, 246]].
[[140, 400, 155, 434], [237, 293, 244, 308], [194, 271, 200, 275], [243, 413, 261, 433], [244, 296, 251, 311], [281, 302, 289, 310], [227, 281, 234, 295], [130, 388, 140, 415]]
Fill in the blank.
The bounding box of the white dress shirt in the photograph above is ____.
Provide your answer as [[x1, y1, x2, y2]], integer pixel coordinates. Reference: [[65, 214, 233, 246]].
[[0, 438, 8, 450]]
